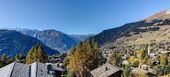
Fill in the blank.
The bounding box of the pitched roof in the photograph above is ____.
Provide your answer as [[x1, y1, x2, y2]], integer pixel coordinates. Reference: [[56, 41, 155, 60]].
[[0, 61, 67, 77], [90, 63, 123, 77], [0, 62, 15, 77], [11, 62, 30, 77]]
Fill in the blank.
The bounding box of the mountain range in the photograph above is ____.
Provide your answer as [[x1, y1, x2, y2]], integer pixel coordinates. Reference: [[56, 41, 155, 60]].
[[0, 30, 59, 57], [90, 9, 170, 51], [11, 29, 92, 53], [34, 30, 79, 53], [0, 28, 93, 57], [1, 9, 170, 57]]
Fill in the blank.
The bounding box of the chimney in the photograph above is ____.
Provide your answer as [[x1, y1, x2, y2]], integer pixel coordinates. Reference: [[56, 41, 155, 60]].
[[105, 67, 109, 71]]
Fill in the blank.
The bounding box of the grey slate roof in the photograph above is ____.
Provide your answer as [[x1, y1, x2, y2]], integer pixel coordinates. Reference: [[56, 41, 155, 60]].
[[36, 62, 53, 77], [0, 62, 67, 77], [90, 63, 123, 77], [11, 62, 30, 77], [0, 62, 15, 77]]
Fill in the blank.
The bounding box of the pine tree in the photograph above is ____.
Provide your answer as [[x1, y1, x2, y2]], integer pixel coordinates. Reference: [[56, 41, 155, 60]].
[[26, 44, 47, 64]]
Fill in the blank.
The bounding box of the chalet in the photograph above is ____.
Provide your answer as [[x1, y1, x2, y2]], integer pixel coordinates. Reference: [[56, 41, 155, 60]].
[[48, 55, 63, 63], [90, 63, 123, 77], [131, 68, 155, 77], [158, 49, 170, 54], [0, 61, 67, 77], [139, 64, 154, 73]]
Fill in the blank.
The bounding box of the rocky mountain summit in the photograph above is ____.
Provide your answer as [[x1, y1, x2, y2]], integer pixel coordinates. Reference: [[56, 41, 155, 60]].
[[34, 30, 79, 53]]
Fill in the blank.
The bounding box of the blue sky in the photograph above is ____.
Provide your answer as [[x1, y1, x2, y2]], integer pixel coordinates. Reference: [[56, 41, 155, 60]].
[[0, 0, 170, 34]]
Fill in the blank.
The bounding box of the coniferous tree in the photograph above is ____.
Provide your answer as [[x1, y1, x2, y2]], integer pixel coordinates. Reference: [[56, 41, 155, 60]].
[[68, 47, 76, 69], [160, 54, 168, 66], [0, 60, 2, 67], [37, 45, 46, 63], [15, 54, 19, 61], [20, 53, 26, 60], [26, 44, 47, 64], [26, 47, 34, 64], [1, 53, 8, 66], [67, 40, 102, 77], [9, 58, 15, 63]]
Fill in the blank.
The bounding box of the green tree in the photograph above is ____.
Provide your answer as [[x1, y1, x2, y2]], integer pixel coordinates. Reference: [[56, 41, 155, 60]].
[[26, 44, 47, 64]]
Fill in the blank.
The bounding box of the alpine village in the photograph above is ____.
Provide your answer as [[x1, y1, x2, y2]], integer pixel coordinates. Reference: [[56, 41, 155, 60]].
[[2, 5, 170, 77]]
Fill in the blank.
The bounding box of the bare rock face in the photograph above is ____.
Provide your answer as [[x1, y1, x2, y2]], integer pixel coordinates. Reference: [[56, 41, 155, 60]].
[[35, 30, 79, 53]]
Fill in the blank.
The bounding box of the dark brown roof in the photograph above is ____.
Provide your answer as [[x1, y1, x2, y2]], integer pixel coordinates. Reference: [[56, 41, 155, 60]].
[[90, 63, 123, 77]]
